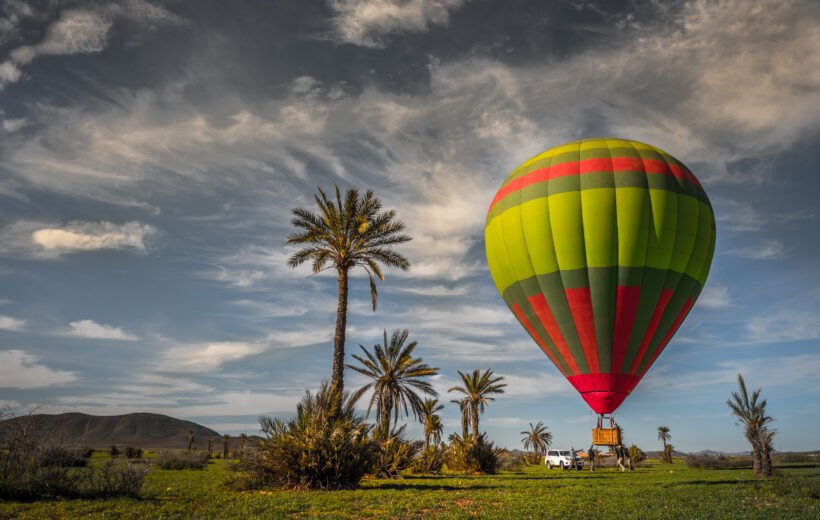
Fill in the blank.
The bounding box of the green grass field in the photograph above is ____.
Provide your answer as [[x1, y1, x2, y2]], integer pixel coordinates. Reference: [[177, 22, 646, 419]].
[[1, 459, 817, 519]]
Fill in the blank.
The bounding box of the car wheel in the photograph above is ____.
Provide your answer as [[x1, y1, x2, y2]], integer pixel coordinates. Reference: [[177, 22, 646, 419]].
[[560, 462, 566, 470], [547, 461, 552, 469]]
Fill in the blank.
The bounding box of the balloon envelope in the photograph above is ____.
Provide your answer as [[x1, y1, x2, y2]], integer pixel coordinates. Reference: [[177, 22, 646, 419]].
[[485, 138, 716, 414]]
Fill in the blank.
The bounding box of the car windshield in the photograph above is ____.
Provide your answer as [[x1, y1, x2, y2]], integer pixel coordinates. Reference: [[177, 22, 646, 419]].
[[558, 451, 570, 456]]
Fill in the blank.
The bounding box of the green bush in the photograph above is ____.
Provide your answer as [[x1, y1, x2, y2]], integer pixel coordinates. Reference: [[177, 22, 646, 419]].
[[155, 451, 210, 470], [446, 434, 500, 475], [411, 445, 446, 475], [124, 446, 143, 459], [371, 427, 420, 479], [628, 444, 646, 464], [238, 382, 377, 490]]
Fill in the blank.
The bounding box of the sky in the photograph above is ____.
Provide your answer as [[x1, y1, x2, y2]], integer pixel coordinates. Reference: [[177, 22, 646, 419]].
[[0, 0, 818, 453]]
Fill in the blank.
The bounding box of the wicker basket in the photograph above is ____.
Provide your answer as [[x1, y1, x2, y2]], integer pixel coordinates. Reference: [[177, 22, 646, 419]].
[[592, 428, 621, 446]]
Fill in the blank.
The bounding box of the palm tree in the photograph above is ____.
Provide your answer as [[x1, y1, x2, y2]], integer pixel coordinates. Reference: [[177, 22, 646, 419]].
[[520, 421, 552, 456], [448, 369, 507, 440], [727, 373, 775, 477], [657, 426, 672, 463], [288, 186, 411, 402], [223, 434, 230, 459], [347, 329, 438, 437], [421, 399, 445, 448], [451, 398, 470, 439]]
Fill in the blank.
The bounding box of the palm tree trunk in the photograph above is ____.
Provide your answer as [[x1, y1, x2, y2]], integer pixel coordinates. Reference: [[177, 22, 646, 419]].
[[751, 442, 761, 476], [471, 405, 479, 441], [331, 267, 349, 406]]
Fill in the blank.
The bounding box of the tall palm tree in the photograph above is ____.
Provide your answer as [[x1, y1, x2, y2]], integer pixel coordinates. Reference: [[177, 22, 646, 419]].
[[727, 373, 775, 477], [420, 399, 445, 448], [448, 369, 507, 440], [347, 329, 438, 437], [520, 421, 552, 455], [657, 426, 672, 463], [288, 186, 411, 402]]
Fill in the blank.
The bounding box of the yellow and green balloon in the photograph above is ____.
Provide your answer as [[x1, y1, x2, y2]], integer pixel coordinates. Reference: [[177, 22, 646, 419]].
[[485, 138, 716, 414]]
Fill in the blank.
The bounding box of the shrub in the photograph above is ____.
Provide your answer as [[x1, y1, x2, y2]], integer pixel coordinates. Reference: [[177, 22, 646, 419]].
[[685, 454, 751, 469], [776, 453, 817, 464], [86, 460, 147, 498], [109, 445, 120, 458], [628, 444, 646, 464], [371, 427, 420, 479], [39, 446, 89, 468], [124, 446, 143, 459], [238, 382, 377, 490], [446, 434, 500, 475], [155, 451, 210, 470], [0, 414, 146, 499], [411, 445, 446, 475], [496, 450, 526, 472]]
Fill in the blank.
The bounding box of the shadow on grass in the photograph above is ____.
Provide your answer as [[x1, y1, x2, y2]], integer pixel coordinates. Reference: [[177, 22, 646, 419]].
[[664, 480, 756, 487], [370, 483, 501, 491]]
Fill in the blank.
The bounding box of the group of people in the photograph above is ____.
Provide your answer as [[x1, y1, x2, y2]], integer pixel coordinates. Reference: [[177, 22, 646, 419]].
[[574, 444, 633, 472]]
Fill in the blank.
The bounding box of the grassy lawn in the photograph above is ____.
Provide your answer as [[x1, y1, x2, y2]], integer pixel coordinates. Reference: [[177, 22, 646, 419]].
[[1, 459, 816, 519]]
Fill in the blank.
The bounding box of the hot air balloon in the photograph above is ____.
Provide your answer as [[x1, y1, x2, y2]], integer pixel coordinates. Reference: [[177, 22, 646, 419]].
[[485, 138, 715, 436]]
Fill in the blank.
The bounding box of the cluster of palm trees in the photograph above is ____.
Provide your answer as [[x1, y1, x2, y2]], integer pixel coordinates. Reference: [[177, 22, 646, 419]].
[[657, 425, 673, 463], [288, 186, 507, 444]]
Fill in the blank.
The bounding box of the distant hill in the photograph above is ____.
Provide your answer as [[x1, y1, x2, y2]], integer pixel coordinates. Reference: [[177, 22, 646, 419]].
[[0, 413, 226, 449]]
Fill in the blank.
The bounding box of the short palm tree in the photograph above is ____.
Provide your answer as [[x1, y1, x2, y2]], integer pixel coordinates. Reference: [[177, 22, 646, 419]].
[[520, 421, 552, 455], [451, 398, 470, 439], [448, 369, 507, 440], [288, 186, 411, 402], [657, 426, 672, 463], [347, 329, 438, 437], [421, 399, 445, 448], [727, 373, 775, 477]]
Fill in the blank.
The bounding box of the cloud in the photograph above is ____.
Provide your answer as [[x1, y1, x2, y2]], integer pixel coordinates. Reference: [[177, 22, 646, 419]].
[[63, 320, 138, 341], [728, 239, 785, 260], [0, 315, 26, 331], [0, 350, 76, 388], [745, 310, 820, 344], [328, 0, 466, 47], [697, 284, 732, 309], [159, 341, 267, 372], [0, 221, 156, 258], [0, 2, 185, 91]]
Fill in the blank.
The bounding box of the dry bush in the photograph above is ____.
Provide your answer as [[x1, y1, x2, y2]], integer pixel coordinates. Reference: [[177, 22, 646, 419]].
[[446, 434, 501, 475], [410, 445, 446, 475], [370, 427, 420, 479], [155, 451, 210, 470]]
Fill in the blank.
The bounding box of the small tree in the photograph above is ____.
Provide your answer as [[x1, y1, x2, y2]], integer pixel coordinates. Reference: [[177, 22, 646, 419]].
[[520, 422, 552, 457], [448, 370, 507, 440], [727, 373, 776, 477], [109, 445, 120, 458], [420, 399, 444, 449], [657, 426, 672, 463], [187, 430, 194, 452], [207, 438, 213, 457], [239, 434, 248, 456], [223, 435, 230, 460]]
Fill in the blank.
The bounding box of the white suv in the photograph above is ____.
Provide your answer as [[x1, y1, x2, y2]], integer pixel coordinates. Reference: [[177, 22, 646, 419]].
[[545, 449, 583, 470]]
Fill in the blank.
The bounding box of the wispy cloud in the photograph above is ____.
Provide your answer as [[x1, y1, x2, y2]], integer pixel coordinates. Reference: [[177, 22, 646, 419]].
[[328, 0, 466, 47], [697, 284, 732, 309], [0, 350, 75, 388], [63, 320, 138, 341], [728, 239, 785, 260]]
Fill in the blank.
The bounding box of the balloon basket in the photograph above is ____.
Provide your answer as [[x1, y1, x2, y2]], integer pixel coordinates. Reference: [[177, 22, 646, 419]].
[[591, 415, 621, 447]]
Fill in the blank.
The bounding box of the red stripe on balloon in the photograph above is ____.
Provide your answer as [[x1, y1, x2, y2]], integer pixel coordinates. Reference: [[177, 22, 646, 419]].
[[638, 298, 694, 379], [512, 303, 570, 378], [564, 287, 600, 374], [629, 288, 674, 375], [611, 285, 641, 374], [488, 157, 700, 211], [527, 293, 580, 376]]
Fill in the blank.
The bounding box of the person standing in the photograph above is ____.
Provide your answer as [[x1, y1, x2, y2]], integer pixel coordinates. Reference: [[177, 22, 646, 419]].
[[616, 444, 626, 472], [570, 446, 579, 470], [587, 445, 596, 472]]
